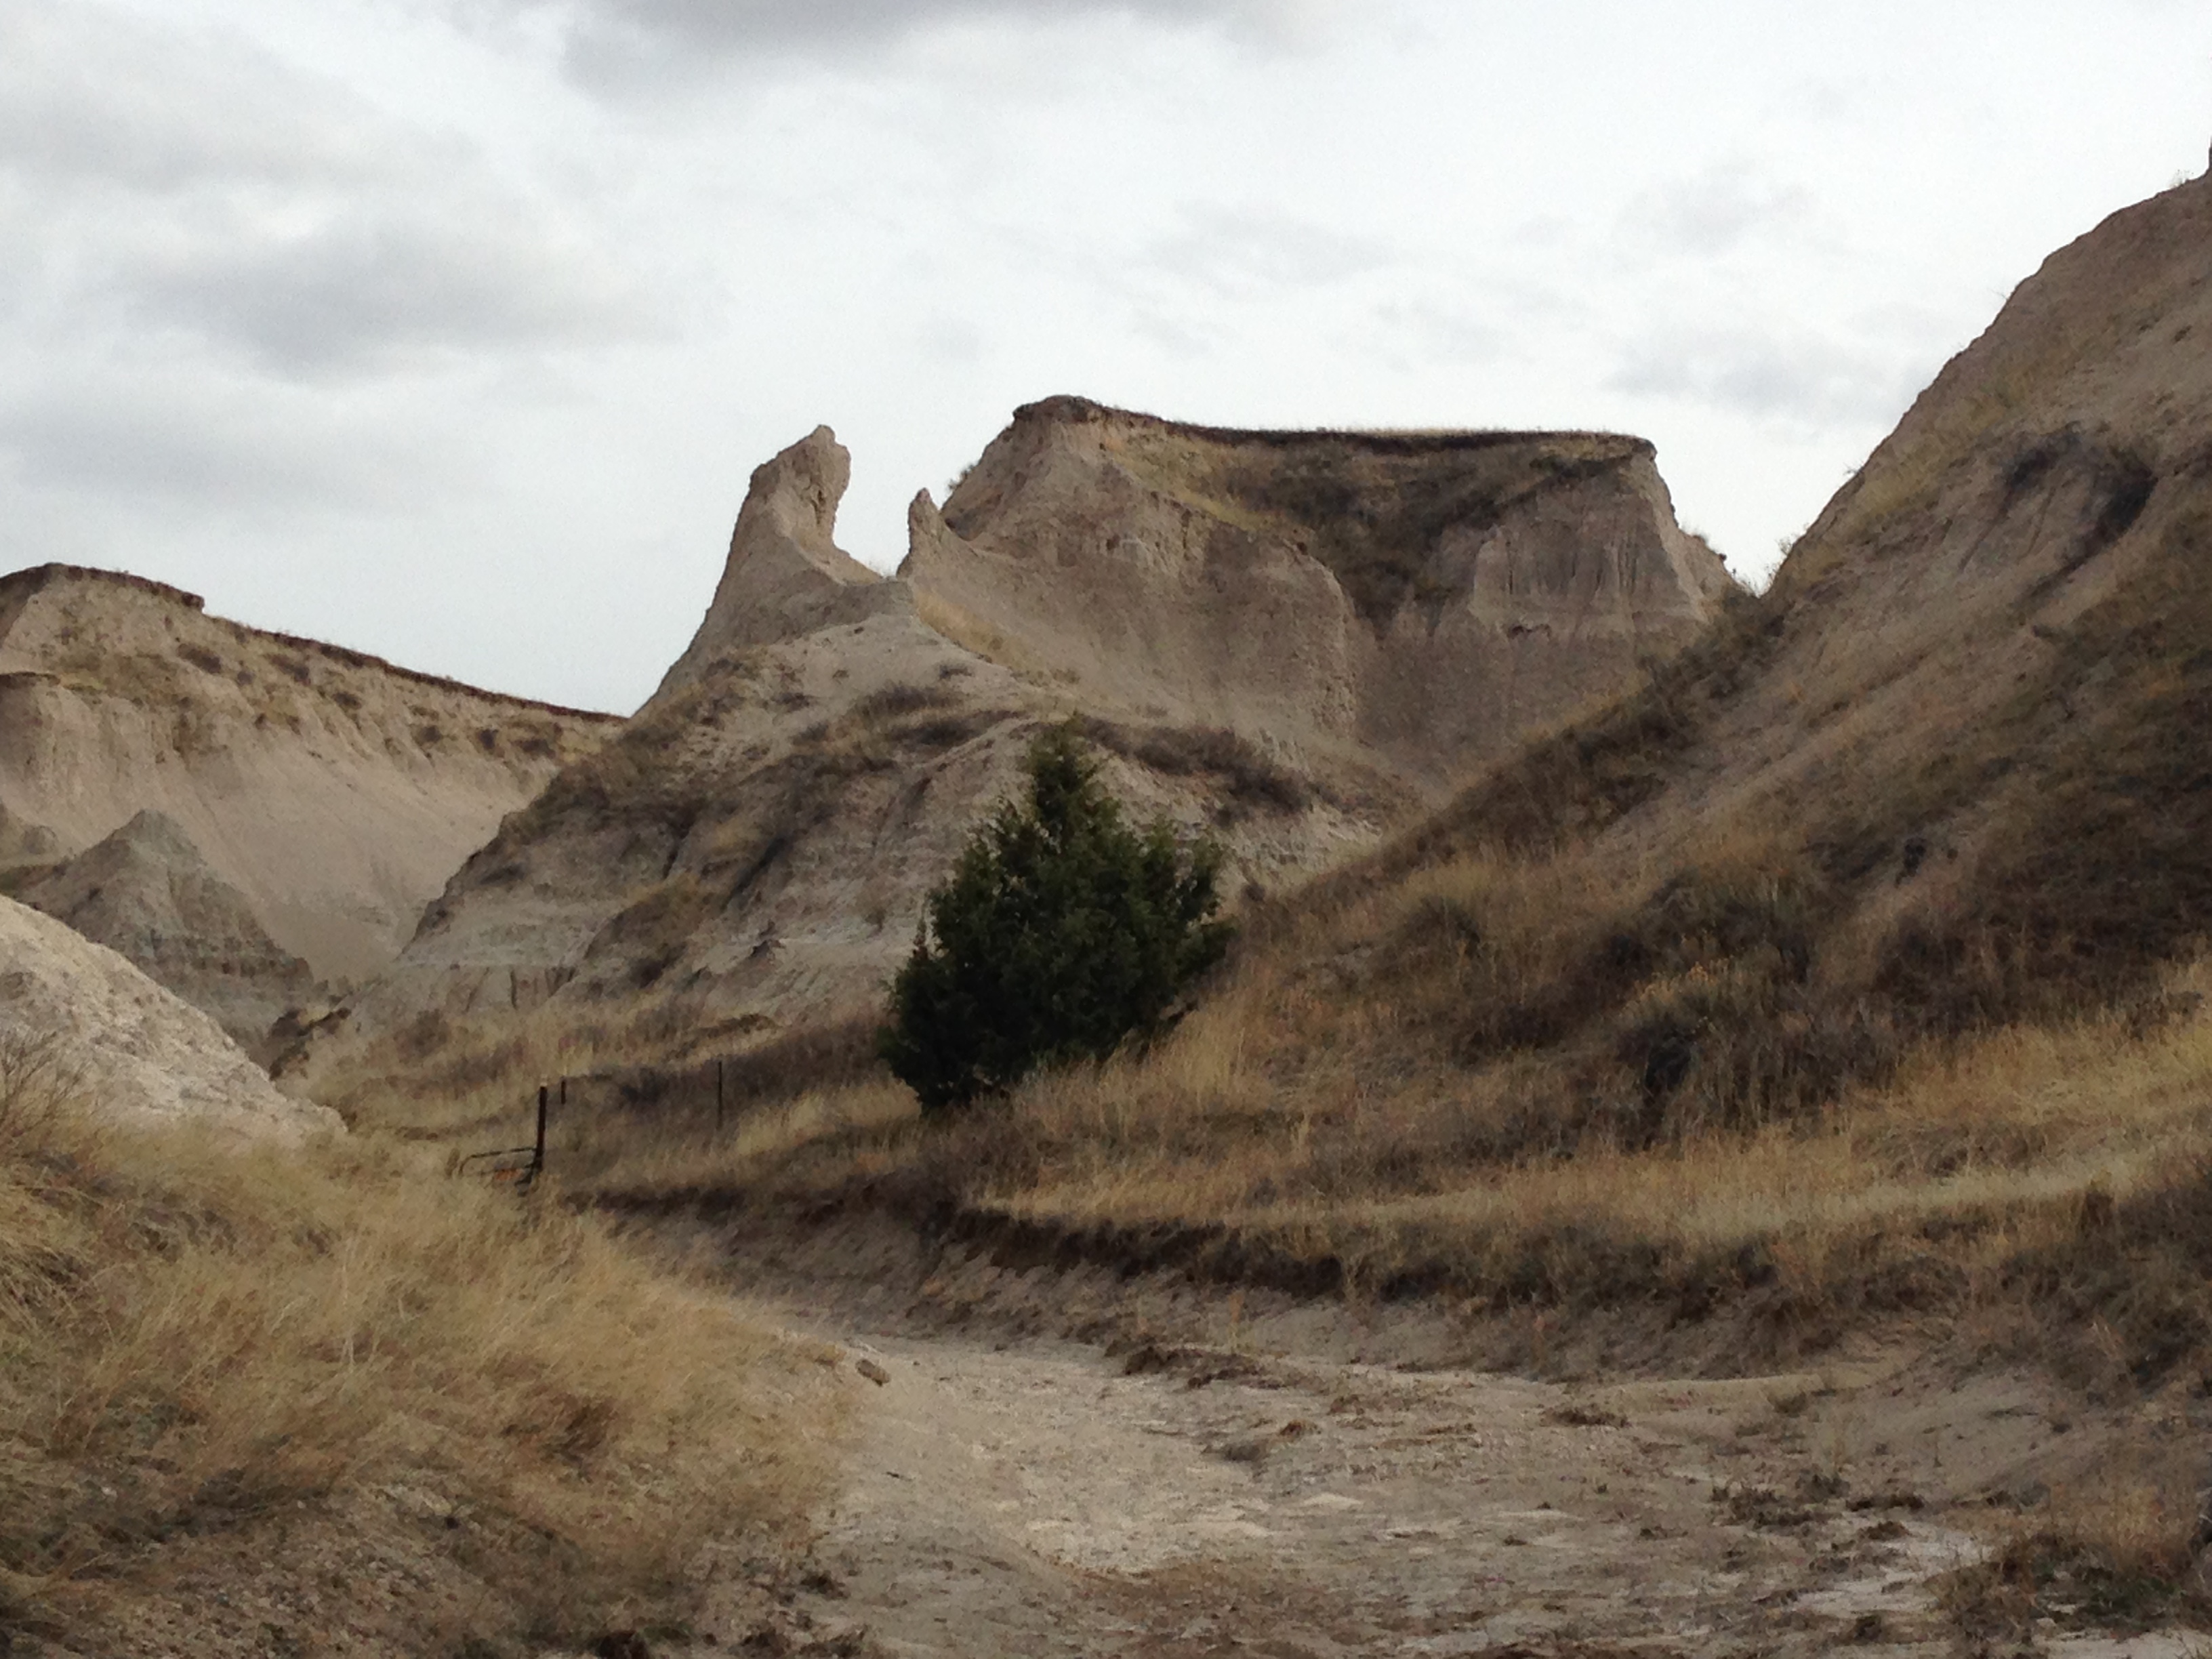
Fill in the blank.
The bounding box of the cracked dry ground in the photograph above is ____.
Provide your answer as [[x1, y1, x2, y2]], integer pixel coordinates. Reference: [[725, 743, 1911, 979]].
[[729, 1318, 2205, 1659]]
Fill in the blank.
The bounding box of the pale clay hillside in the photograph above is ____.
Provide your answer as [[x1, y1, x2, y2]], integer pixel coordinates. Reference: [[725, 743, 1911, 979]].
[[0, 894, 338, 1143], [10, 809, 320, 1062]]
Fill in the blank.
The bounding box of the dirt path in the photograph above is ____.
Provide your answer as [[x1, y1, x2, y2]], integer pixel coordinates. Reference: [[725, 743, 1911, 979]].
[[695, 1314, 2194, 1659]]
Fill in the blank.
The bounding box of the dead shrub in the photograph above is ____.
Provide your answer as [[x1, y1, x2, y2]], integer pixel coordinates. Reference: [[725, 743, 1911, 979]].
[[395, 1008, 455, 1063], [0, 1031, 79, 1158], [1605, 964, 1897, 1145], [896, 710, 1002, 751]]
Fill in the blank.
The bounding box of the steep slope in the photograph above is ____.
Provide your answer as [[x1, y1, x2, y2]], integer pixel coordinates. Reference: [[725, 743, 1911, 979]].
[[0, 567, 620, 985], [745, 173, 2212, 1342], [907, 397, 1732, 782], [319, 409, 1727, 1081], [325, 429, 1369, 1067], [8, 809, 321, 1060], [0, 893, 340, 1141], [1411, 166, 2212, 979], [1269, 171, 2212, 1122]]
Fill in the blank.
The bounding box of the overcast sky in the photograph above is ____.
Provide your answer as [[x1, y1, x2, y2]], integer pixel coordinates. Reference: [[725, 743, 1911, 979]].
[[3, 0, 2208, 713]]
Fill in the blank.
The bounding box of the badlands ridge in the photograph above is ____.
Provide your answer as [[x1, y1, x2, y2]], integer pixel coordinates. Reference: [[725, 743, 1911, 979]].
[[325, 397, 1732, 1068], [0, 401, 1732, 1084]]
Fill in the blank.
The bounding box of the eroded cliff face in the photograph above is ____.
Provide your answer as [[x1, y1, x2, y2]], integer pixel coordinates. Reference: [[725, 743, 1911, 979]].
[[906, 398, 1733, 783], [1069, 171, 2212, 1241], [8, 811, 321, 1062], [319, 411, 1729, 1078], [0, 567, 620, 987]]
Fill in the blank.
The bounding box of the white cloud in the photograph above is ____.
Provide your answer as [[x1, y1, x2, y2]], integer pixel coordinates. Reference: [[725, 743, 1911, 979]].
[[0, 1, 387, 192], [106, 207, 641, 377], [0, 367, 455, 510], [1149, 207, 1394, 296]]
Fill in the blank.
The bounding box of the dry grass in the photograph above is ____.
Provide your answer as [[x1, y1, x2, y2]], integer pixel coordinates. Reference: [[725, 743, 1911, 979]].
[[0, 1035, 836, 1649], [1942, 1458, 2211, 1638], [567, 1080, 920, 1203], [311, 999, 627, 1145], [583, 933, 2212, 1390], [354, 503, 2212, 1383], [960, 958, 2212, 1322]]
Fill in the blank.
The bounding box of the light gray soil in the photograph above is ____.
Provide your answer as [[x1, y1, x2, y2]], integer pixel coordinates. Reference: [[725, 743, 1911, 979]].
[[688, 1313, 2200, 1659]]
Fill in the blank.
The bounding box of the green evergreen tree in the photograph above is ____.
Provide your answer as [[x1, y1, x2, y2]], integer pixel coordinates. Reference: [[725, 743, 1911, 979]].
[[880, 724, 1233, 1114]]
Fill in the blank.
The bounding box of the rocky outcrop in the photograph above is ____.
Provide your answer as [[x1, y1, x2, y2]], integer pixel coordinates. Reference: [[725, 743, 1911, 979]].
[[9, 811, 321, 1061], [906, 398, 1733, 783], [0, 566, 620, 989], [651, 427, 914, 701], [0, 894, 341, 1142], [312, 411, 1731, 1081]]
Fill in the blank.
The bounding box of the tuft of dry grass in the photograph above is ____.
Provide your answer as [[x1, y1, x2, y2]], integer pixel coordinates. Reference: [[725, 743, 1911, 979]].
[[0, 1036, 836, 1646], [567, 1080, 921, 1204], [1942, 1465, 2211, 1639]]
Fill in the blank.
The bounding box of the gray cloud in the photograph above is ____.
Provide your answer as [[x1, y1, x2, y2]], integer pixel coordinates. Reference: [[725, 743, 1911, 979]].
[[0, 1, 390, 192], [1366, 297, 1504, 371], [1149, 207, 1393, 297], [109, 209, 640, 377], [1, 1, 645, 385], [463, 0, 1329, 87], [0, 371, 456, 510], [1610, 325, 1923, 429], [1620, 163, 1811, 258]]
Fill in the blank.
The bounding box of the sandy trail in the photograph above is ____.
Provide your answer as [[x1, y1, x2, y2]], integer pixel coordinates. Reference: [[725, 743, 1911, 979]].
[[733, 1318, 2134, 1659]]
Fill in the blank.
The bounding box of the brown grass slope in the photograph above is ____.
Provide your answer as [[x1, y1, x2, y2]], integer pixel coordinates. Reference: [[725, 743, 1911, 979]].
[[0, 1038, 835, 1658], [569, 176, 2212, 1398]]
